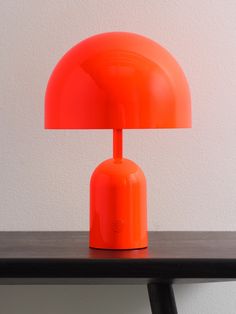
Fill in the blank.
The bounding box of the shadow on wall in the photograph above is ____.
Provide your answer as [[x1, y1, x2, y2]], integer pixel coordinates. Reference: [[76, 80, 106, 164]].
[[1, 283, 236, 314], [0, 285, 151, 314]]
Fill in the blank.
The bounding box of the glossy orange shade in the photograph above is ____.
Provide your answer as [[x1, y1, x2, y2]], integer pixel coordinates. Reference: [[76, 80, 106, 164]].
[[45, 32, 191, 129]]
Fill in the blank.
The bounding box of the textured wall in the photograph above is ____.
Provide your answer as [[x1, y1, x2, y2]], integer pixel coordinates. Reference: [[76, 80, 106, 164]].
[[1, 1, 236, 313]]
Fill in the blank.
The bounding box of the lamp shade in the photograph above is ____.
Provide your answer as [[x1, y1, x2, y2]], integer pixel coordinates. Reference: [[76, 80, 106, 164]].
[[45, 32, 191, 129]]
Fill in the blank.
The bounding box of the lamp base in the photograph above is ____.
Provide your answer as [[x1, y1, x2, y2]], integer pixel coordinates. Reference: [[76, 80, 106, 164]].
[[89, 158, 148, 250]]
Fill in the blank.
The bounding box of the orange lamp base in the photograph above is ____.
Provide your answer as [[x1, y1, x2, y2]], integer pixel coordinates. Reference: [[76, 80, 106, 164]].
[[89, 158, 148, 250]]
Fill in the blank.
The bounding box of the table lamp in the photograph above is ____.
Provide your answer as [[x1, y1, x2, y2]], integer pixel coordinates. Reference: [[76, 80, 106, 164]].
[[45, 32, 191, 250]]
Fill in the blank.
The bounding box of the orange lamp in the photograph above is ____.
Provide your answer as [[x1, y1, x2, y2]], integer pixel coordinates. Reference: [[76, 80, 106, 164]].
[[45, 32, 191, 250]]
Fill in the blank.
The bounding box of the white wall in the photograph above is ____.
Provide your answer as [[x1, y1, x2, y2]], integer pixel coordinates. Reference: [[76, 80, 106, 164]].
[[1, 1, 236, 313]]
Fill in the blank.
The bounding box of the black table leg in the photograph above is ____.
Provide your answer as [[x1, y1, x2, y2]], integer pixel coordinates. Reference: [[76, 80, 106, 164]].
[[147, 283, 178, 314]]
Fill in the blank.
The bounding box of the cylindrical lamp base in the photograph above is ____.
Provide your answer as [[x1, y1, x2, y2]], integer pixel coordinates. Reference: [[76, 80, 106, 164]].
[[90, 158, 148, 250]]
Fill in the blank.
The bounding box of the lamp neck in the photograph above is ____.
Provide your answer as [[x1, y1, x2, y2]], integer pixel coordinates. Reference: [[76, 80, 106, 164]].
[[113, 129, 123, 161]]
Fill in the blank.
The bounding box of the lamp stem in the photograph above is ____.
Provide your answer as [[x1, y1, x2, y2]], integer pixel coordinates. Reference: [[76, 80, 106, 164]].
[[113, 129, 123, 160]]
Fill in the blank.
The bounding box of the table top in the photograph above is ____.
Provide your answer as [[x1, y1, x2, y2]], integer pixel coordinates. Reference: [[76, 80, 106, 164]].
[[1, 231, 236, 284]]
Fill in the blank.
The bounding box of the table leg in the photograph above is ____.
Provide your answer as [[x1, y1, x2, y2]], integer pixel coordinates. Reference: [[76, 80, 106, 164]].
[[147, 283, 178, 314]]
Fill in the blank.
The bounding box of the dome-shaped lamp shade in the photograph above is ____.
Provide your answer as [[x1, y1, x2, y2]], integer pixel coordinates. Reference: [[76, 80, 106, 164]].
[[45, 32, 191, 128]]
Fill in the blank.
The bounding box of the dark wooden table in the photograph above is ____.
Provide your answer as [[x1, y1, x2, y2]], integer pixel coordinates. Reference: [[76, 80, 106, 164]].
[[1, 231, 236, 314]]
